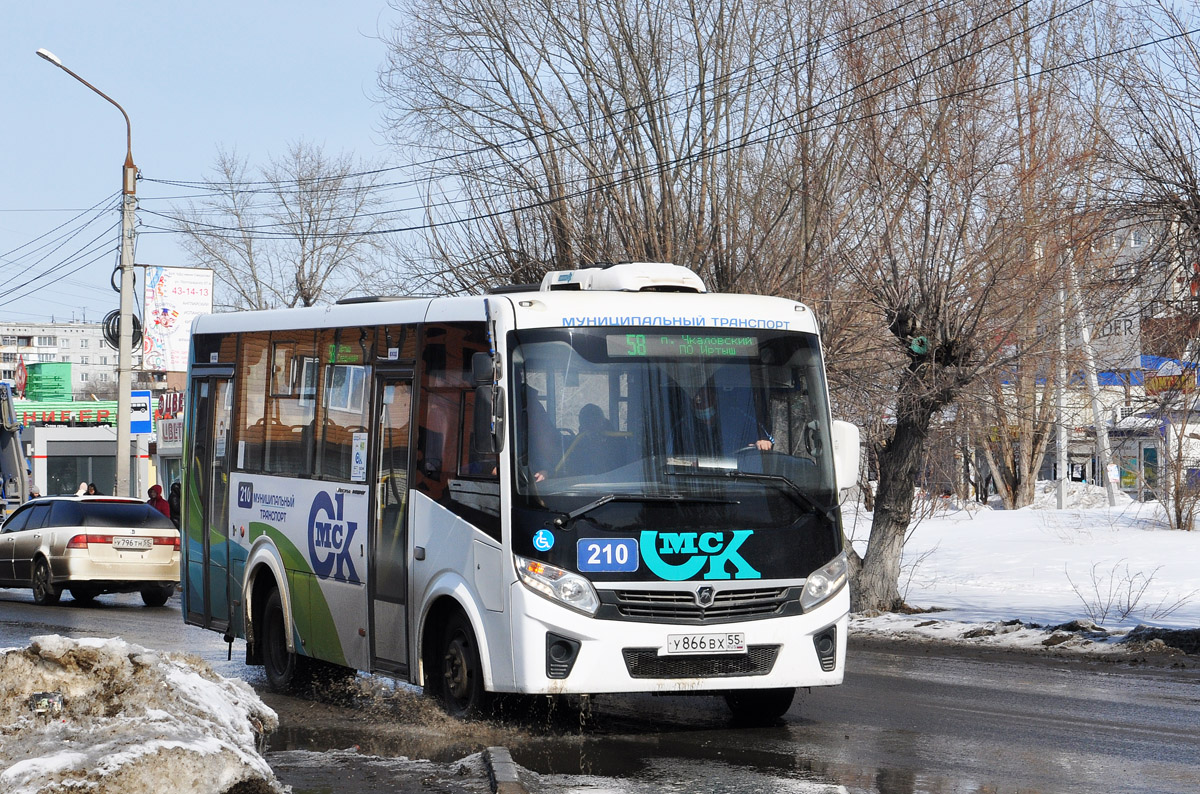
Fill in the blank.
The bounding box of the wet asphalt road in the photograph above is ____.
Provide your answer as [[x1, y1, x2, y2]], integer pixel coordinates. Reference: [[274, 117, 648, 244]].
[[2, 589, 1199, 793]]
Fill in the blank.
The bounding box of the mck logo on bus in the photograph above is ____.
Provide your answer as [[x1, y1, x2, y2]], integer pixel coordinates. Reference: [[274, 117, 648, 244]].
[[308, 491, 360, 583]]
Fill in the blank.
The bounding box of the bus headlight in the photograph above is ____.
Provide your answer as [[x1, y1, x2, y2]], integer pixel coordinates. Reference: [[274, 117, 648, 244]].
[[800, 552, 848, 612], [515, 555, 599, 616]]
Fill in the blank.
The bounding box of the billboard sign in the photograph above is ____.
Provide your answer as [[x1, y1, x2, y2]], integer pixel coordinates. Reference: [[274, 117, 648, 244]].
[[143, 266, 214, 372]]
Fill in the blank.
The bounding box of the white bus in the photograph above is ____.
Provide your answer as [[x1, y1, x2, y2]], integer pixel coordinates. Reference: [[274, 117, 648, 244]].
[[181, 262, 859, 722]]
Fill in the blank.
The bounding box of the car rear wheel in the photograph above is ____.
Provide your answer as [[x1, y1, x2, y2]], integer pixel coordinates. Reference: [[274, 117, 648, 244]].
[[141, 584, 175, 607], [31, 558, 61, 606], [262, 588, 311, 692]]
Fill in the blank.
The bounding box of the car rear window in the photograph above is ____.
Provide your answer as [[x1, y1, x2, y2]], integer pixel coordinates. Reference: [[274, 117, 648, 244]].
[[49, 501, 176, 529]]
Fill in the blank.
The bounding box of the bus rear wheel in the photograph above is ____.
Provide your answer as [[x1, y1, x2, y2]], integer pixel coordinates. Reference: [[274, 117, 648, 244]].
[[724, 687, 795, 724], [262, 589, 311, 692], [436, 612, 488, 718]]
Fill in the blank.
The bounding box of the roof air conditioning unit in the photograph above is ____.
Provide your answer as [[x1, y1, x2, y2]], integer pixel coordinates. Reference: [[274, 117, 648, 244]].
[[539, 263, 707, 293]]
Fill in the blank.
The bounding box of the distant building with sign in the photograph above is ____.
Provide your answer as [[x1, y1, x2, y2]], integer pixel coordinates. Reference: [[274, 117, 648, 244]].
[[1, 317, 191, 496]]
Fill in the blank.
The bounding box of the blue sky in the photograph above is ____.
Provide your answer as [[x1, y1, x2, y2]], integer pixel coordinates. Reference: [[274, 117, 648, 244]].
[[0, 1, 399, 323]]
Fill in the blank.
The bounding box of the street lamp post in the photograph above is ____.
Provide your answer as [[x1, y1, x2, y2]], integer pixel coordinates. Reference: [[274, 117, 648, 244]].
[[37, 48, 138, 498]]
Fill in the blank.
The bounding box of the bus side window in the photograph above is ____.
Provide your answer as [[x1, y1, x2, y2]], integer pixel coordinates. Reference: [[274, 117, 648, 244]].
[[417, 393, 455, 489], [416, 321, 499, 539], [461, 390, 499, 478], [234, 332, 270, 472]]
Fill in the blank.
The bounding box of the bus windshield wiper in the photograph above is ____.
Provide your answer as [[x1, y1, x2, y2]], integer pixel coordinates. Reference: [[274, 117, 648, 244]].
[[553, 492, 739, 527], [668, 469, 835, 522]]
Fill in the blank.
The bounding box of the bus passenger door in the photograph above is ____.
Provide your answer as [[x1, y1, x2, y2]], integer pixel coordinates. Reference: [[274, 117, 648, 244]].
[[185, 374, 234, 633], [369, 373, 413, 676]]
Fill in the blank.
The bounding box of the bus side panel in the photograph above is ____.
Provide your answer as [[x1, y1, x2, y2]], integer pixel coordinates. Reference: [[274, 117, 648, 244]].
[[410, 491, 515, 690], [231, 473, 371, 671], [229, 541, 248, 637]]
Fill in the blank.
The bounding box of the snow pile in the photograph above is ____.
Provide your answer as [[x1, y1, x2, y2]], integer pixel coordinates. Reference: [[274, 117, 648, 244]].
[[1025, 479, 1135, 511], [846, 481, 1200, 655], [0, 636, 281, 794]]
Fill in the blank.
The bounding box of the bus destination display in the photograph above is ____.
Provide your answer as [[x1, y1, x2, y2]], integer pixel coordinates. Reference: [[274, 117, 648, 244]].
[[607, 333, 759, 358]]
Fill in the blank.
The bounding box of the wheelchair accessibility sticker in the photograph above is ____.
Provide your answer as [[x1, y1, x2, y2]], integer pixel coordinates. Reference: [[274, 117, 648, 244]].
[[533, 529, 555, 552]]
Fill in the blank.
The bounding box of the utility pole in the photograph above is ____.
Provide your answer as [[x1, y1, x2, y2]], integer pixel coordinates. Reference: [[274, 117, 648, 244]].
[[37, 48, 138, 497]]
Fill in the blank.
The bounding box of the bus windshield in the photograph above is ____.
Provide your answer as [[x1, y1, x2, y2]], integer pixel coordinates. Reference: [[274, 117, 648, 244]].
[[510, 326, 839, 526]]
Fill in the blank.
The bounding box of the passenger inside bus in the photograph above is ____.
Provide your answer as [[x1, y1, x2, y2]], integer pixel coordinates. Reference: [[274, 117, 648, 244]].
[[522, 387, 561, 482], [555, 403, 622, 476], [672, 385, 773, 459]]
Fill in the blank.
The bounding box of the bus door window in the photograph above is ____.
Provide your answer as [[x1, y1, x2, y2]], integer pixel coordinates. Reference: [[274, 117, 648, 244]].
[[375, 380, 411, 601]]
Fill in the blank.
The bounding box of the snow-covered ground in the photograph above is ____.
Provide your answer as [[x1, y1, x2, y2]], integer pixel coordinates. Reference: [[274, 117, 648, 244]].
[[845, 480, 1200, 654], [0, 636, 282, 794]]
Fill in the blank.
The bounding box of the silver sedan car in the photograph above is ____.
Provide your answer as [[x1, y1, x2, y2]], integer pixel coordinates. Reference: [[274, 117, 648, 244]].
[[0, 496, 180, 606]]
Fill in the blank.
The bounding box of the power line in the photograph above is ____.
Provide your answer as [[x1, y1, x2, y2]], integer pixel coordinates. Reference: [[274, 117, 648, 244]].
[[143, 0, 1092, 241], [0, 241, 117, 309], [0, 192, 119, 265], [137, 0, 960, 197]]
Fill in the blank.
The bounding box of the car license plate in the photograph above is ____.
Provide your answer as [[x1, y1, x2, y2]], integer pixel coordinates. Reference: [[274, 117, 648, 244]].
[[113, 537, 152, 551], [662, 633, 746, 655]]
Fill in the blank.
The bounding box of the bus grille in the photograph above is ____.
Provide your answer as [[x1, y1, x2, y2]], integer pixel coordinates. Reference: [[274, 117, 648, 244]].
[[605, 587, 793, 623], [621, 645, 780, 679]]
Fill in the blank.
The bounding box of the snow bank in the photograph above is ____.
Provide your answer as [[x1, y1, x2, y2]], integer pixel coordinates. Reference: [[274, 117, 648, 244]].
[[1025, 479, 1135, 511], [0, 635, 282, 794], [845, 481, 1200, 651]]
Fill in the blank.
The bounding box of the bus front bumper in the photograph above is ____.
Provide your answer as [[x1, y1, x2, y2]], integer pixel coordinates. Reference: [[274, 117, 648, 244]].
[[506, 581, 848, 695]]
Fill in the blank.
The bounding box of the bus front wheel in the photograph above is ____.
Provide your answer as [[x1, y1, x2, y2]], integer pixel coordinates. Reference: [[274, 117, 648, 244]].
[[724, 687, 796, 724], [436, 612, 488, 718], [262, 589, 310, 692]]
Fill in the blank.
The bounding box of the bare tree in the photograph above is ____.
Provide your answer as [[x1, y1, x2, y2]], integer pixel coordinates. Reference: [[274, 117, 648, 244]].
[[173, 142, 388, 310], [378, 0, 857, 297], [1089, 3, 1200, 524], [378, 0, 1127, 614], [830, 0, 1111, 610]]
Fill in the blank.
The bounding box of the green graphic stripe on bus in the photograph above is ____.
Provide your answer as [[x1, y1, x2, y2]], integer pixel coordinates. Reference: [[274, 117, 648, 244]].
[[248, 521, 348, 666]]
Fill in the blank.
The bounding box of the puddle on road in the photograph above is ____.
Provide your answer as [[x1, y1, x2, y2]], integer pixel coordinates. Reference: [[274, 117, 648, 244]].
[[259, 675, 629, 764], [258, 681, 886, 791]]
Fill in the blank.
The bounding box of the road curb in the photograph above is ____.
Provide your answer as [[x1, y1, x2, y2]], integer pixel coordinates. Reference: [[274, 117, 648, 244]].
[[484, 746, 528, 794]]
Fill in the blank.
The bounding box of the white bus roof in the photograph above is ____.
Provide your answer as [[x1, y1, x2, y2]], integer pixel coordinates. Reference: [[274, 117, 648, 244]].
[[190, 264, 818, 336]]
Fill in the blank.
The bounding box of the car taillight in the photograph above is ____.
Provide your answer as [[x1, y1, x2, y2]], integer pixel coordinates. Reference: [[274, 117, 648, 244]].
[[67, 534, 113, 548], [154, 535, 180, 550]]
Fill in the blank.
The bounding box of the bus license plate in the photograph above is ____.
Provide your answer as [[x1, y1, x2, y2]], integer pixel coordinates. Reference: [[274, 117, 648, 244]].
[[662, 633, 746, 655], [113, 537, 153, 551]]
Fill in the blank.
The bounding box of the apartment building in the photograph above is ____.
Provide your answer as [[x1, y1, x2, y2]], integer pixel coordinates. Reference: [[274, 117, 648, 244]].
[[0, 321, 145, 398]]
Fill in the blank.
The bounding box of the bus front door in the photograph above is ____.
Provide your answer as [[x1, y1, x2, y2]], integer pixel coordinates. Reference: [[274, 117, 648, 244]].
[[185, 374, 234, 633], [369, 374, 413, 676]]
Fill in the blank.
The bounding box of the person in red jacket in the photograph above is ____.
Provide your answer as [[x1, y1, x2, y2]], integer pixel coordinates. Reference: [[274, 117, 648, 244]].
[[147, 484, 171, 519]]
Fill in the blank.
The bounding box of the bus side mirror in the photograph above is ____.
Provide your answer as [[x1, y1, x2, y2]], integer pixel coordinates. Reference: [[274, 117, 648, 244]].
[[473, 385, 505, 454], [471, 351, 496, 384], [831, 420, 860, 491]]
